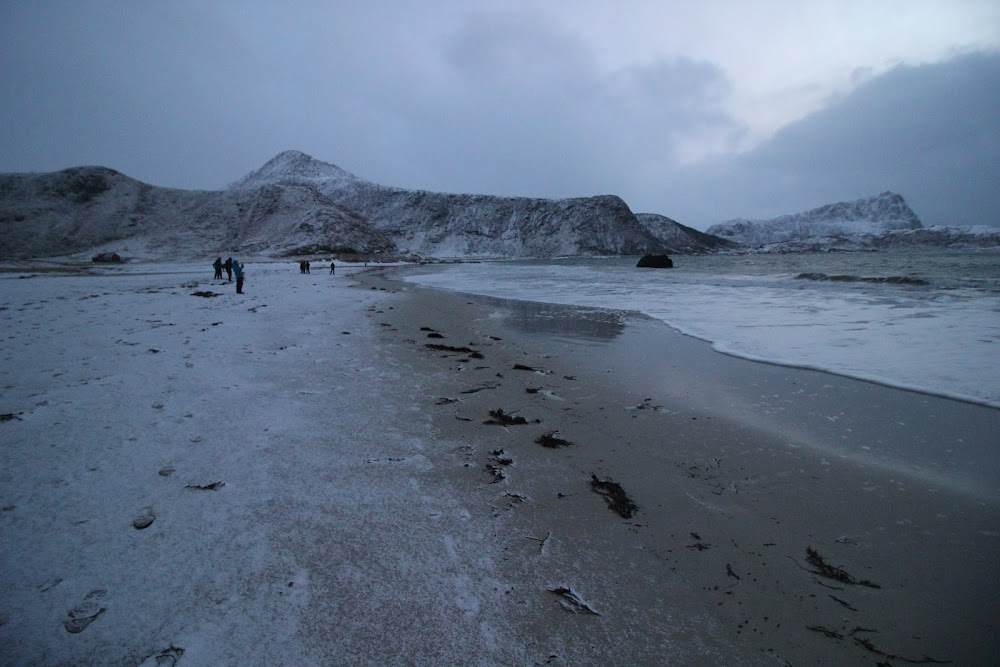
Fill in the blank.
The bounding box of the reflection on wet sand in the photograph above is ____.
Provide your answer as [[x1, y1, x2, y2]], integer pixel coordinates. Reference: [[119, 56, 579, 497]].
[[465, 293, 627, 342]]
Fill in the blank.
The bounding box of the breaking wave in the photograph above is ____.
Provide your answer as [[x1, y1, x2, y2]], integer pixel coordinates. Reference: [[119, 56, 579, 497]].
[[794, 272, 929, 286]]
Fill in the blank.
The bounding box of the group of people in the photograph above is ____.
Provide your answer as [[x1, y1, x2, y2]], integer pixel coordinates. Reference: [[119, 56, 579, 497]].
[[300, 259, 336, 274], [212, 257, 245, 294], [211, 255, 344, 295]]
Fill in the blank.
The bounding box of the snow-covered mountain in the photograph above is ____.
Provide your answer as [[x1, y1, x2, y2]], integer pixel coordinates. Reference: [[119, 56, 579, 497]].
[[707, 192, 921, 246], [634, 213, 740, 253], [706, 192, 1000, 250], [0, 151, 673, 261], [0, 162, 393, 261], [228, 151, 667, 258]]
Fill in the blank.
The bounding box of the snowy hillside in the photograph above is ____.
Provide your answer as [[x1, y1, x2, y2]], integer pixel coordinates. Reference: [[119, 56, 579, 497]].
[[634, 213, 739, 253], [0, 151, 669, 261], [0, 167, 223, 260], [229, 151, 667, 258], [707, 192, 922, 246], [705, 192, 998, 250], [0, 163, 393, 261]]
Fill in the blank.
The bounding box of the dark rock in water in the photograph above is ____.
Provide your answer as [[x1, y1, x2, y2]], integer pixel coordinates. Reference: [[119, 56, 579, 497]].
[[636, 254, 673, 268]]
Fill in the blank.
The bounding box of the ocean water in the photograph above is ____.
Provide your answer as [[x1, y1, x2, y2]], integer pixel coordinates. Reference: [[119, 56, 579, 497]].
[[403, 250, 1000, 408]]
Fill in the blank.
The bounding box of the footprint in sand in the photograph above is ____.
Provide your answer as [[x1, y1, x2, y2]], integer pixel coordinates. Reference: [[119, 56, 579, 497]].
[[64, 589, 107, 633], [132, 507, 156, 530], [137, 646, 185, 667]]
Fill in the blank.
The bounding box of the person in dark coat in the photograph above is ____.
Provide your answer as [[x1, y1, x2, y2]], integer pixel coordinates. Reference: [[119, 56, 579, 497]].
[[232, 259, 245, 294], [224, 257, 233, 282], [329, 261, 335, 275], [213, 257, 223, 280]]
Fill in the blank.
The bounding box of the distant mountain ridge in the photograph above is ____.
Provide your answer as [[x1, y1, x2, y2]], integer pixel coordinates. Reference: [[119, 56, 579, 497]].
[[2, 150, 728, 261], [706, 192, 999, 250], [229, 151, 669, 258], [8, 152, 988, 262]]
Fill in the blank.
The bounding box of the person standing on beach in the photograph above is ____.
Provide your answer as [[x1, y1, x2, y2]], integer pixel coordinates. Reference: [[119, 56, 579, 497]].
[[213, 257, 223, 280], [224, 257, 233, 282], [233, 259, 244, 294], [329, 261, 335, 275]]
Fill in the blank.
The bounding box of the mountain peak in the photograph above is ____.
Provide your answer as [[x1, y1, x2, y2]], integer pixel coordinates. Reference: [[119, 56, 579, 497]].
[[706, 192, 924, 247], [229, 150, 360, 190]]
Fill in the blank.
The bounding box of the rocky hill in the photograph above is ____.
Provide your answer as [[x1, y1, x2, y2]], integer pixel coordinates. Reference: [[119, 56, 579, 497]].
[[0, 162, 394, 261], [635, 213, 740, 253], [706, 192, 999, 251], [228, 151, 668, 258], [706, 192, 922, 246], [0, 151, 672, 261]]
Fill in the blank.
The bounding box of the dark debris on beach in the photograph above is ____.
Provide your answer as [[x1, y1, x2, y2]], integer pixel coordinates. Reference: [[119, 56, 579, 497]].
[[589, 474, 638, 518], [485, 448, 514, 483], [425, 343, 485, 359], [805, 546, 881, 588], [535, 432, 573, 448], [483, 409, 538, 426]]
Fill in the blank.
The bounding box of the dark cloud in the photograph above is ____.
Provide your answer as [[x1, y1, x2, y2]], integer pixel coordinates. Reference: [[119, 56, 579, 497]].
[[0, 4, 996, 230], [659, 52, 1000, 227], [387, 11, 744, 198]]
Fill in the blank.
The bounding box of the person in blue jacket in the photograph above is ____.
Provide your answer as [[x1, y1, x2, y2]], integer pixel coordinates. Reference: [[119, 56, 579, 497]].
[[233, 259, 245, 294]]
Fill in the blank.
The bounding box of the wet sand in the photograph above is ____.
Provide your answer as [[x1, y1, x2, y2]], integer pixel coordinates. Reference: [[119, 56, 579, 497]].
[[367, 266, 1000, 665]]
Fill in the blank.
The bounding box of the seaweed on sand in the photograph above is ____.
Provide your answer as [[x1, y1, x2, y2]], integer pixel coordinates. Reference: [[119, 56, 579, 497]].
[[425, 343, 484, 359], [483, 409, 537, 426], [535, 432, 573, 448], [589, 474, 638, 518], [805, 546, 880, 588], [485, 449, 513, 483]]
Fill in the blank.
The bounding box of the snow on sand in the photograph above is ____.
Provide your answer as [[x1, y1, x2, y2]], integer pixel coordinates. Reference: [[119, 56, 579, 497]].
[[0, 262, 524, 665]]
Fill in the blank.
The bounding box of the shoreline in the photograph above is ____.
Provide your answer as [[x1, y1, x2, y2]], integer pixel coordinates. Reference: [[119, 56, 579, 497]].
[[1, 260, 996, 664], [400, 251, 1000, 411], [368, 265, 1000, 664]]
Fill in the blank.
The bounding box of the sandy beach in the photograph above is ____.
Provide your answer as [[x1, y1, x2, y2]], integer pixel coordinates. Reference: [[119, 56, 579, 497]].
[[1, 261, 998, 665]]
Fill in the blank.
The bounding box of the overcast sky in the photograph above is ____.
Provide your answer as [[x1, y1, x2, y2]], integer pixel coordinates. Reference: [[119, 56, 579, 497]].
[[1, 1, 998, 229]]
